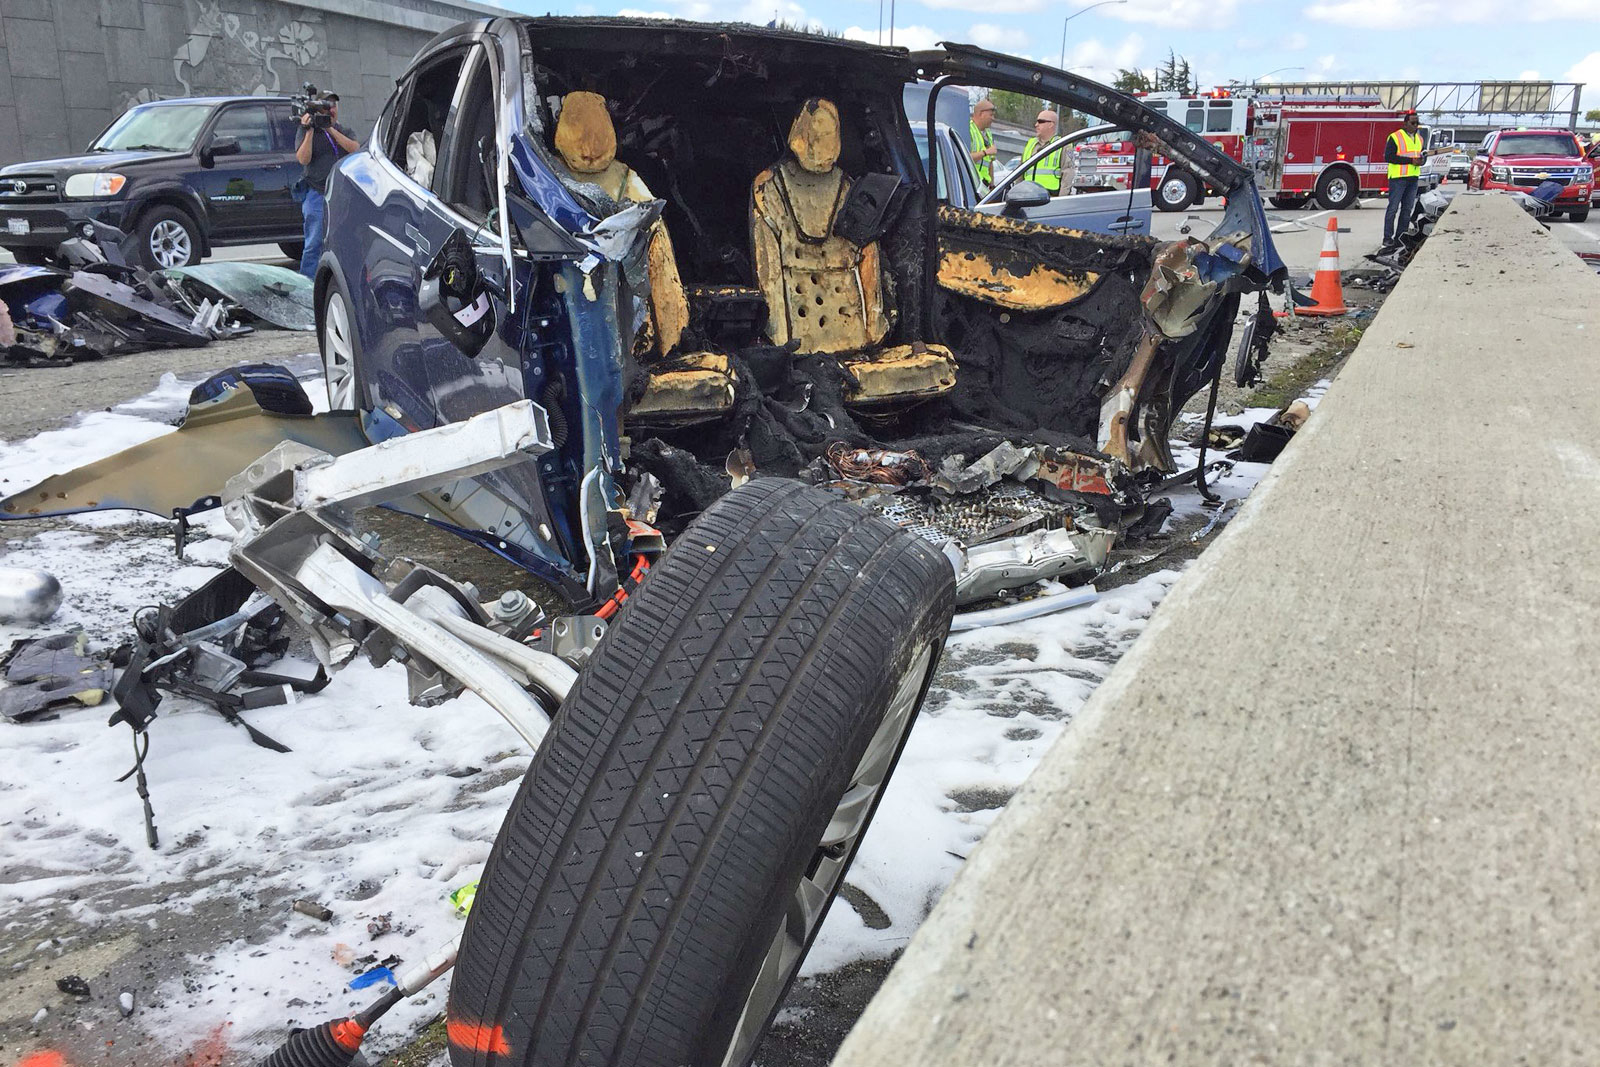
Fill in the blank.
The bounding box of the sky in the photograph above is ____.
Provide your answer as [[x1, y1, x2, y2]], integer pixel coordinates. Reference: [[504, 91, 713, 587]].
[[515, 0, 1600, 110]]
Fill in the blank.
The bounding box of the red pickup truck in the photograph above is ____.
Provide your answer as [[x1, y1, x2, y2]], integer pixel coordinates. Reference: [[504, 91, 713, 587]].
[[1468, 129, 1592, 221]]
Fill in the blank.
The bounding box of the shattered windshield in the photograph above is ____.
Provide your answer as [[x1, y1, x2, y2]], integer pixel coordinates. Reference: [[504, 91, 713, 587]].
[[1495, 134, 1580, 158], [92, 104, 212, 153]]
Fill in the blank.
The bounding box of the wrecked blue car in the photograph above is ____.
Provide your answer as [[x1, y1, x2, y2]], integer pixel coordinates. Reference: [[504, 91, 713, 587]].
[[2, 19, 1283, 1066]]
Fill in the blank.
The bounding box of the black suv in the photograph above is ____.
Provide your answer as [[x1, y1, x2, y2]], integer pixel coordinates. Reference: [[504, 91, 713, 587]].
[[0, 96, 309, 269]]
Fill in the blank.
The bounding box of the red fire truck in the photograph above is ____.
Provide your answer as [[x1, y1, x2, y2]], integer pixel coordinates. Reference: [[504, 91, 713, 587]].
[[1071, 90, 1426, 212]]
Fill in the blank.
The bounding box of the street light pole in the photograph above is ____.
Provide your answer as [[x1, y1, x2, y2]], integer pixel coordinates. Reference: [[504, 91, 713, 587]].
[[1254, 65, 1304, 88], [1058, 0, 1127, 73], [1055, 0, 1126, 119]]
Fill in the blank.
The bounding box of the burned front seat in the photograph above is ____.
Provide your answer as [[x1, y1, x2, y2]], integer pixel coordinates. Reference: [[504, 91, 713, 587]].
[[551, 91, 737, 424], [751, 98, 957, 407]]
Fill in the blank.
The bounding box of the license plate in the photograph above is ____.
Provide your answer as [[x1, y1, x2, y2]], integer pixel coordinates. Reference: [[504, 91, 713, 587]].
[[6, 218, 28, 235]]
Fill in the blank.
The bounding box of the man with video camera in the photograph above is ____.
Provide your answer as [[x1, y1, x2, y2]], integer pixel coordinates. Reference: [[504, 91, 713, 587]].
[[292, 89, 360, 279]]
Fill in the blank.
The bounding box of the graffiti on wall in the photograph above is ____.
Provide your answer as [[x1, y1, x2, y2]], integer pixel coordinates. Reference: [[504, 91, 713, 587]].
[[172, 0, 324, 97]]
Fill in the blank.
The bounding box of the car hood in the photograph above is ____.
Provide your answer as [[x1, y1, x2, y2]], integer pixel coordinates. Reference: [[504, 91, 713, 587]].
[[1489, 154, 1587, 168], [0, 150, 187, 176]]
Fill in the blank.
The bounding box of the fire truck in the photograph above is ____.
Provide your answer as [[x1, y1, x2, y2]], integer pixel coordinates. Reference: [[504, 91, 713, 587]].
[[1071, 89, 1424, 212]]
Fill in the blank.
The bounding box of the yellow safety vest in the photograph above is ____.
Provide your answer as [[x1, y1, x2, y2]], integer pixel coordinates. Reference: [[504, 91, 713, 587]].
[[970, 120, 993, 184], [1387, 129, 1421, 180], [1021, 137, 1065, 193]]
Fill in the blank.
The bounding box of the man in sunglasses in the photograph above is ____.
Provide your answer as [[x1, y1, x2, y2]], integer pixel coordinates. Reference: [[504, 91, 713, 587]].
[[1021, 109, 1066, 195]]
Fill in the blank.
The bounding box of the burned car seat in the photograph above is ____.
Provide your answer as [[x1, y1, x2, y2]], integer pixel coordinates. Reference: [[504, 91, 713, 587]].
[[751, 98, 957, 407], [551, 91, 737, 424]]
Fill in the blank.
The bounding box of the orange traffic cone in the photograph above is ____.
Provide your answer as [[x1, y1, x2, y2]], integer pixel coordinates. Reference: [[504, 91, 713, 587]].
[[1295, 217, 1347, 316]]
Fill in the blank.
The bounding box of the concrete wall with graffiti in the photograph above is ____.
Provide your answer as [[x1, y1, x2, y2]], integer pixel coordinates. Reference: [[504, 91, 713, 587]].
[[0, 0, 503, 166]]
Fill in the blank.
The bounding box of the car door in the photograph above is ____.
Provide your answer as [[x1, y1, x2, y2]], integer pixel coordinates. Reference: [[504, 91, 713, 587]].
[[263, 103, 303, 234], [351, 45, 473, 433], [978, 127, 1153, 236], [191, 103, 291, 239]]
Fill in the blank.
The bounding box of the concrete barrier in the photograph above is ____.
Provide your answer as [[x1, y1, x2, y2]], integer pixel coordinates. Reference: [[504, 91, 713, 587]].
[[831, 191, 1600, 1066]]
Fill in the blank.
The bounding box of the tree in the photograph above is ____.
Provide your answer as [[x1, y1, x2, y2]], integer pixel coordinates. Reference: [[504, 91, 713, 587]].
[[1114, 52, 1199, 95], [989, 89, 1041, 125], [1586, 108, 1600, 123], [1154, 49, 1198, 94], [1114, 68, 1153, 93]]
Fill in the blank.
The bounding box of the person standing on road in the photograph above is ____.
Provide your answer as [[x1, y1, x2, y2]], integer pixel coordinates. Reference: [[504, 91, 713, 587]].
[[293, 93, 360, 280], [1021, 110, 1065, 195], [1381, 110, 1424, 253], [969, 98, 998, 189]]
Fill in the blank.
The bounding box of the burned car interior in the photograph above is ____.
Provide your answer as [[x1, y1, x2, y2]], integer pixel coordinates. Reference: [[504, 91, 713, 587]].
[[2, 19, 1285, 616], [467, 22, 1280, 562]]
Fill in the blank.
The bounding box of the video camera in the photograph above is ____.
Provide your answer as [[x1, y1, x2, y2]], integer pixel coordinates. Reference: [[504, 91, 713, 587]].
[[291, 82, 334, 129]]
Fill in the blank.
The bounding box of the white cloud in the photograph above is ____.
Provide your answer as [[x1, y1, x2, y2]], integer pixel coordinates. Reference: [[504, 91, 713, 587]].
[[1283, 31, 1309, 51], [1059, 32, 1146, 83], [1313, 53, 1340, 75], [1565, 51, 1600, 86], [1307, 0, 1600, 27], [1103, 0, 1244, 28], [842, 23, 944, 51], [968, 22, 1031, 52], [1517, 69, 1542, 81]]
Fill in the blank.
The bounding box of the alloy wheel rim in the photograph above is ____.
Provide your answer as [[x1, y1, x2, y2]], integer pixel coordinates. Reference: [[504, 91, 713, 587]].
[[717, 641, 938, 1067], [323, 292, 356, 409], [1329, 177, 1349, 202], [149, 219, 192, 268], [1161, 177, 1188, 204]]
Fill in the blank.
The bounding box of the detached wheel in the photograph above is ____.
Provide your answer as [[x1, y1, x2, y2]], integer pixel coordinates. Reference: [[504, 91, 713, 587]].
[[1155, 169, 1198, 211], [1268, 195, 1309, 210], [1315, 168, 1359, 210], [319, 276, 363, 410], [133, 205, 200, 269], [448, 479, 955, 1067]]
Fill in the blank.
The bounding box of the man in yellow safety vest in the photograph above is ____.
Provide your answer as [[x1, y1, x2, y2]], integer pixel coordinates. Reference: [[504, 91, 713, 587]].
[[1382, 110, 1425, 252], [1021, 110, 1066, 194], [969, 98, 997, 188]]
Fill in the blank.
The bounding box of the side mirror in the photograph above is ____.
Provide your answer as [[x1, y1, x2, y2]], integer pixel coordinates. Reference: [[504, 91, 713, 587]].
[[1002, 180, 1051, 214], [200, 136, 240, 168]]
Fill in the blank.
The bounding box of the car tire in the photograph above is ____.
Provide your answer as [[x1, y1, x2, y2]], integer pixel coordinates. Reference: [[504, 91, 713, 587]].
[[1268, 195, 1309, 210], [133, 205, 201, 270], [278, 241, 305, 264], [447, 478, 955, 1067], [319, 275, 364, 411], [1315, 168, 1359, 211], [1568, 208, 1589, 223], [11, 247, 54, 266], [1155, 169, 1198, 212]]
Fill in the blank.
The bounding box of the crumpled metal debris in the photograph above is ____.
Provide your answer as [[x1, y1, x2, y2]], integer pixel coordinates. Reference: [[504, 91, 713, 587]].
[[0, 632, 114, 723], [931, 442, 1037, 495], [156, 263, 315, 332]]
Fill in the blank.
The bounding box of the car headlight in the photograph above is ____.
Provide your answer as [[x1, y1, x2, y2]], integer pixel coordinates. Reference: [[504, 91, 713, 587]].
[[1489, 165, 1510, 182], [1576, 165, 1594, 182], [63, 173, 127, 198]]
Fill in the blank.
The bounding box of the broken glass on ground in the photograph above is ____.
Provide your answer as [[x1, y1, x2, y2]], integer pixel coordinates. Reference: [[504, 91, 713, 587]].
[[156, 263, 315, 332]]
